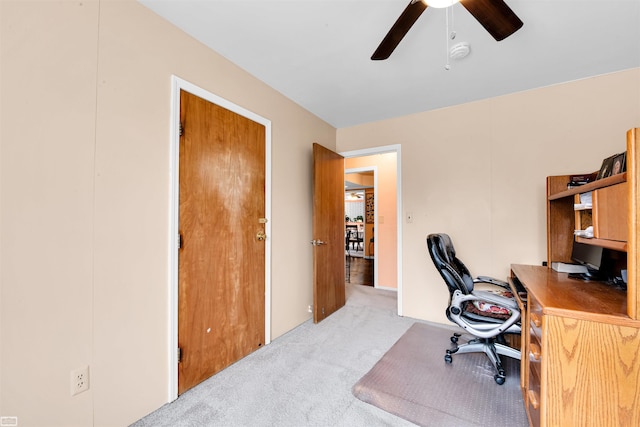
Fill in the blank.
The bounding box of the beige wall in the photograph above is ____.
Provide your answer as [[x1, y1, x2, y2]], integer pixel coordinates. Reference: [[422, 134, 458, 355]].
[[0, 1, 335, 426], [344, 172, 373, 187], [2, 1, 639, 426], [337, 68, 640, 324], [345, 154, 398, 289]]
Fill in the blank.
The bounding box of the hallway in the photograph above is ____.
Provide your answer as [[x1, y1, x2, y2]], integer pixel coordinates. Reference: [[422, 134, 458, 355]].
[[346, 256, 373, 287]]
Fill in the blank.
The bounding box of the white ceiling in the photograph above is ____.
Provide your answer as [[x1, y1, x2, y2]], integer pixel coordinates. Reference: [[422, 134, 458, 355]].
[[139, 0, 640, 128]]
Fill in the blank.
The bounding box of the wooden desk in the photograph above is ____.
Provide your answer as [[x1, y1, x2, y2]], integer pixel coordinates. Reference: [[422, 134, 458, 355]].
[[510, 264, 640, 427]]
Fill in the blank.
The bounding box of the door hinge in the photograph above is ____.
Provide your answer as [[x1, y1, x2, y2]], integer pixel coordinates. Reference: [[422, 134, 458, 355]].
[[178, 233, 183, 249], [177, 347, 182, 363], [179, 122, 184, 137]]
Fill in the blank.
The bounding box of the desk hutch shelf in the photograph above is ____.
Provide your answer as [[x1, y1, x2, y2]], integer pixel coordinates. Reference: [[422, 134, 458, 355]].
[[511, 128, 640, 427]]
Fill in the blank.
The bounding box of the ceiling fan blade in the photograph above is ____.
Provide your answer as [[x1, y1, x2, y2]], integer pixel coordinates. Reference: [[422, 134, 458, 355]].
[[371, 0, 428, 60], [460, 0, 523, 41]]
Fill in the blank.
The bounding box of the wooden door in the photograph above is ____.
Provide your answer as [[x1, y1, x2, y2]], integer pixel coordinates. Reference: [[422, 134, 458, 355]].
[[178, 90, 266, 394], [312, 143, 346, 322]]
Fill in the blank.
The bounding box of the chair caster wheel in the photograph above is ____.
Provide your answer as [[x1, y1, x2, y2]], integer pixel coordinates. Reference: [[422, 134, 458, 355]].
[[494, 374, 505, 385], [444, 354, 453, 364], [450, 335, 458, 344]]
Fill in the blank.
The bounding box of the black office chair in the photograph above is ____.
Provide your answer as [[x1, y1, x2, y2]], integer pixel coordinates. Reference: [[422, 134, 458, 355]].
[[426, 233, 521, 384]]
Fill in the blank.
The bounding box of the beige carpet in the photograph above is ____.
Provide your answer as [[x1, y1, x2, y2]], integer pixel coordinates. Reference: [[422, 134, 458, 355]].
[[352, 322, 528, 427]]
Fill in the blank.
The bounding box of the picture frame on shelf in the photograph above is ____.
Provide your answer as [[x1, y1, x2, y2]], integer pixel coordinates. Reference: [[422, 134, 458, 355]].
[[596, 154, 617, 180], [611, 152, 626, 176]]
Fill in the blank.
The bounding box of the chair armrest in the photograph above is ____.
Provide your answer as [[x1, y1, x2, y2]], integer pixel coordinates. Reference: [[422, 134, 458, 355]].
[[474, 275, 509, 289], [450, 290, 521, 339], [472, 290, 519, 311]]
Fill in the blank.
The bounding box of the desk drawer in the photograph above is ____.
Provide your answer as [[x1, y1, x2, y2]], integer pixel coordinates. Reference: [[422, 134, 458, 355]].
[[529, 332, 542, 380], [527, 363, 542, 427], [527, 303, 543, 427], [529, 296, 543, 340]]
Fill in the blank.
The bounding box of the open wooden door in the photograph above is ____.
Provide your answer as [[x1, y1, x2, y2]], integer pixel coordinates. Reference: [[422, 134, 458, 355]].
[[312, 143, 346, 322]]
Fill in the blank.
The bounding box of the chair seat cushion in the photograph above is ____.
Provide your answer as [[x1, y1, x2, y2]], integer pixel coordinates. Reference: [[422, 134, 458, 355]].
[[465, 290, 514, 321]]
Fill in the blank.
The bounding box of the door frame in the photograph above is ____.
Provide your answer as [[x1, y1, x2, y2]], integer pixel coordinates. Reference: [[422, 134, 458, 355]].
[[168, 76, 272, 400], [344, 165, 378, 288], [340, 145, 402, 316]]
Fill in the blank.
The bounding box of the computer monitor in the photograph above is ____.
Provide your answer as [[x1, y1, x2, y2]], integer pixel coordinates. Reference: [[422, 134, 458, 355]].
[[571, 241, 604, 278]]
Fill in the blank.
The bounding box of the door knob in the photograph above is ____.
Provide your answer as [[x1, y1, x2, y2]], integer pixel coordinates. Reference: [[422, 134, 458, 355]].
[[310, 239, 327, 246], [256, 231, 266, 241]]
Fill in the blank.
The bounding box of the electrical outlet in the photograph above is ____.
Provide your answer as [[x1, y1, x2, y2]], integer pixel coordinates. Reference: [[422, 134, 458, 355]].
[[70, 366, 90, 396], [307, 305, 313, 313], [0, 416, 18, 427]]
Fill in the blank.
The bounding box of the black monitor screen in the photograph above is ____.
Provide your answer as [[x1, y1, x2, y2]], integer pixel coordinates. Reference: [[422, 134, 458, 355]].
[[571, 241, 604, 271]]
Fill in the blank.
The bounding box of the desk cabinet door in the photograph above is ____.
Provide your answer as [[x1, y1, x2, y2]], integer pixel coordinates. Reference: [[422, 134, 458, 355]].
[[544, 315, 640, 426], [593, 182, 627, 241]]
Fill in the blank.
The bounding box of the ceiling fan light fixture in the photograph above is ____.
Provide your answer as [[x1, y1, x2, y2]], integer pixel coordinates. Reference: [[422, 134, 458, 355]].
[[422, 0, 460, 8], [372, 0, 522, 61]]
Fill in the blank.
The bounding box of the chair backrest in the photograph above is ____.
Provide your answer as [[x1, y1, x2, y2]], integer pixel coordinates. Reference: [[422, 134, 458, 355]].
[[426, 233, 475, 295], [345, 228, 351, 250]]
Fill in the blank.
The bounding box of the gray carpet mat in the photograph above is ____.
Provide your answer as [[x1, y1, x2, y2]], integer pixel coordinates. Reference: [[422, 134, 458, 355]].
[[352, 322, 528, 427]]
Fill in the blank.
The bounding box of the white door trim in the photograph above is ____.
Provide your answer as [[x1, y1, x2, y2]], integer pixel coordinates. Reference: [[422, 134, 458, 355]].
[[340, 145, 402, 316], [168, 76, 272, 400]]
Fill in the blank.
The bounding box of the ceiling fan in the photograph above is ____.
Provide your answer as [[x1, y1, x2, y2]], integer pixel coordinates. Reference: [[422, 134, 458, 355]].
[[371, 0, 523, 60]]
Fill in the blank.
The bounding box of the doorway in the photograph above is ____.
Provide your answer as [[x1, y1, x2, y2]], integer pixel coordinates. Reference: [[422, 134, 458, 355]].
[[169, 76, 272, 399], [341, 145, 402, 316], [345, 167, 376, 287]]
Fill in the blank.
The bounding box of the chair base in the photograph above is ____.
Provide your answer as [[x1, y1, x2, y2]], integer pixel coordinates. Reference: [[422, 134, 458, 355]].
[[445, 333, 521, 385]]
